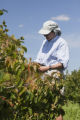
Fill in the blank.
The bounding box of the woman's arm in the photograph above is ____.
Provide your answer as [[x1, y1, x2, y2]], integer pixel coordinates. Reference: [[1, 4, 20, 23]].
[[39, 62, 63, 72]]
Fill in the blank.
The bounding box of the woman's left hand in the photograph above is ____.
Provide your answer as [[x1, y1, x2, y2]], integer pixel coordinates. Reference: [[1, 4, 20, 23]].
[[39, 66, 49, 72]]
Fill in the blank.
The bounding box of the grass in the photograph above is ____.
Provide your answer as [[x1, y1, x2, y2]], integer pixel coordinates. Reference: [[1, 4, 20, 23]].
[[63, 101, 80, 120]]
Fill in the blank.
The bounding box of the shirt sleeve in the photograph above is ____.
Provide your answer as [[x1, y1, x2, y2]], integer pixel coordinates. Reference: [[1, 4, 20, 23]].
[[56, 41, 69, 69]]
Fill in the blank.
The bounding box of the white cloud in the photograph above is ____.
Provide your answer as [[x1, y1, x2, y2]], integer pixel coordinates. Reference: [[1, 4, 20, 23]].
[[18, 24, 24, 28], [51, 15, 70, 21]]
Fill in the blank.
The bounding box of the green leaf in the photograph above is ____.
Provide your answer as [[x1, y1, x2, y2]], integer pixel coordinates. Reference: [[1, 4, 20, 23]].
[[0, 10, 3, 15], [28, 107, 32, 115], [50, 113, 53, 118], [34, 97, 37, 104], [20, 36, 24, 40], [39, 113, 44, 119], [3, 20, 6, 25], [19, 87, 27, 96], [21, 45, 27, 52], [5, 29, 8, 32]]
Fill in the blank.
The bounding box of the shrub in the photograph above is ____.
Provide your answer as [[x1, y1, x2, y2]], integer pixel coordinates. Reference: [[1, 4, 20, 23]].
[[0, 10, 65, 120], [65, 69, 80, 103]]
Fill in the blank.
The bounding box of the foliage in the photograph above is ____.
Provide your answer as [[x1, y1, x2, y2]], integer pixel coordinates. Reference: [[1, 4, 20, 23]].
[[0, 10, 65, 120], [65, 69, 80, 103]]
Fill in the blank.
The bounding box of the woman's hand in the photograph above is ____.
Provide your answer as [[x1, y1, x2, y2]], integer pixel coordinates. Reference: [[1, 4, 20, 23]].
[[39, 66, 49, 72]]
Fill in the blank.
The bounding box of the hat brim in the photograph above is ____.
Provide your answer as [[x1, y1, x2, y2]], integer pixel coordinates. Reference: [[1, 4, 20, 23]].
[[38, 29, 51, 35]]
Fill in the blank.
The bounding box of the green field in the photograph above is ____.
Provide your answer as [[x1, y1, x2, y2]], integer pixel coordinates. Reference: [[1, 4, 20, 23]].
[[63, 102, 80, 120]]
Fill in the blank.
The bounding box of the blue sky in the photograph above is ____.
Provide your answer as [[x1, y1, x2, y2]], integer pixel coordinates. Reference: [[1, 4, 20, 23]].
[[0, 0, 80, 73]]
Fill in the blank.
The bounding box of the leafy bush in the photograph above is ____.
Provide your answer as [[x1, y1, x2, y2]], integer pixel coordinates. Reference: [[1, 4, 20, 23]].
[[65, 69, 80, 103], [0, 10, 65, 120]]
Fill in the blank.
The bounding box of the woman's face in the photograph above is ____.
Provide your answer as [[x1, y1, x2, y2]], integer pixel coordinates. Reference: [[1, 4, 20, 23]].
[[44, 31, 55, 41]]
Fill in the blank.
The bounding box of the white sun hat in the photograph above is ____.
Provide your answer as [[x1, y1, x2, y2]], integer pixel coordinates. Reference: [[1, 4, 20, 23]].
[[38, 20, 61, 35]]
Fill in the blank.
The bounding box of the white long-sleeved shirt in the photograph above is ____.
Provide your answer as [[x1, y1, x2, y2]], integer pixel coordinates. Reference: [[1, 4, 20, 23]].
[[35, 36, 69, 69]]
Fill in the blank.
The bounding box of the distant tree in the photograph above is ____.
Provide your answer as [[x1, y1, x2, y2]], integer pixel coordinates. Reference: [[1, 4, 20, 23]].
[[65, 69, 80, 103]]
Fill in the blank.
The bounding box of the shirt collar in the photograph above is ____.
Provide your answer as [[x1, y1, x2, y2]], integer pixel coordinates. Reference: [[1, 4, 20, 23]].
[[51, 35, 59, 42], [45, 35, 59, 43]]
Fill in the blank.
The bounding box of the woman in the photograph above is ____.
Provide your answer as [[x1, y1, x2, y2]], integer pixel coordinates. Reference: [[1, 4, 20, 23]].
[[35, 20, 69, 120]]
